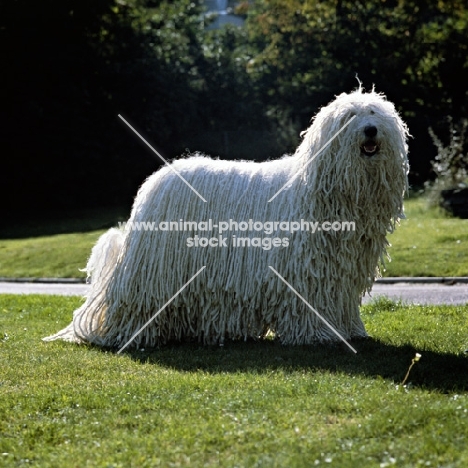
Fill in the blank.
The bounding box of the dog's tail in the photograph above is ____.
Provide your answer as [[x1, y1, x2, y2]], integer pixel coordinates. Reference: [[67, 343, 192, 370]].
[[43, 228, 125, 343], [84, 228, 125, 285]]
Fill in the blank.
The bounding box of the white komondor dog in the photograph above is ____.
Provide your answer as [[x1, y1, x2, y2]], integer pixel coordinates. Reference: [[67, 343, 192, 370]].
[[44, 87, 409, 349]]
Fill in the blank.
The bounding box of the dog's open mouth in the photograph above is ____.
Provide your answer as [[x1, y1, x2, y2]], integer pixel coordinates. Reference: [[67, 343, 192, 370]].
[[361, 141, 380, 156]]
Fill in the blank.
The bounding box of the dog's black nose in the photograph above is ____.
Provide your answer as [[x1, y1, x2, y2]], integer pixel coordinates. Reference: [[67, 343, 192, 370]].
[[364, 126, 377, 138]]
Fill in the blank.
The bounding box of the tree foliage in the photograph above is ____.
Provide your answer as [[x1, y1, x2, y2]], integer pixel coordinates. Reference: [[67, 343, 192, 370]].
[[242, 0, 468, 180], [244, 0, 468, 117]]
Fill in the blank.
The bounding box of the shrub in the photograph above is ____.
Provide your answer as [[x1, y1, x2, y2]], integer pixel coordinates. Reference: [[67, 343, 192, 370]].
[[425, 117, 468, 207]]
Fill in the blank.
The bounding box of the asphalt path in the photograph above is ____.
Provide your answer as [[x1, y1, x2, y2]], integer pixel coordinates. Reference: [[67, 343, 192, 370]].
[[0, 281, 467, 305]]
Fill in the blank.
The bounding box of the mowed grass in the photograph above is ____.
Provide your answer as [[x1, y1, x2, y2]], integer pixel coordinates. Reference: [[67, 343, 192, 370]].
[[0, 294, 467, 467], [0, 196, 467, 278], [0, 231, 104, 279], [0, 206, 128, 279], [384, 197, 468, 277]]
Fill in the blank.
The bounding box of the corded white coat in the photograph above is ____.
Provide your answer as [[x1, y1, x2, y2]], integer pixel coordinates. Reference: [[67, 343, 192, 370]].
[[44, 88, 409, 348]]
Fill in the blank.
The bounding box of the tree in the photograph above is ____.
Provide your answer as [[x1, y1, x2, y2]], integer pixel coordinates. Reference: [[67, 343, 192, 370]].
[[1, 0, 207, 211], [242, 0, 468, 183]]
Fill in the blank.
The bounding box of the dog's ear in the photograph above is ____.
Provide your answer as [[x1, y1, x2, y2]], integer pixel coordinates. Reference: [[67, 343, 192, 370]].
[[340, 110, 357, 127]]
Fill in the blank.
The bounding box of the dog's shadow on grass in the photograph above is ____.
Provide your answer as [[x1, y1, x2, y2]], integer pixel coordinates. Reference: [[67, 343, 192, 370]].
[[122, 337, 468, 393]]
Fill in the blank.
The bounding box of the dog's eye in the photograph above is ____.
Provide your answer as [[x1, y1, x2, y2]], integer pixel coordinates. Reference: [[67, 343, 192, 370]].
[[370, 110, 375, 115]]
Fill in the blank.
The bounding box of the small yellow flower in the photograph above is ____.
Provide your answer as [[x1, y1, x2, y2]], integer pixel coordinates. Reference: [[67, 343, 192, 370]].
[[414, 353, 422, 362]]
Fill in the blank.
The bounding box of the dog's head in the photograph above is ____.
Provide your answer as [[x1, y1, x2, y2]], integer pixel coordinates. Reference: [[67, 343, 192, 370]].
[[329, 87, 410, 161], [300, 87, 409, 164], [296, 86, 410, 205]]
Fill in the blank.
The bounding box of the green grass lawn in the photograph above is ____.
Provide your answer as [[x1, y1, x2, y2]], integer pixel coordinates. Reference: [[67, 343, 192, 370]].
[[0, 206, 129, 279], [0, 197, 467, 278], [0, 294, 467, 467], [0, 231, 105, 279], [384, 197, 468, 277]]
